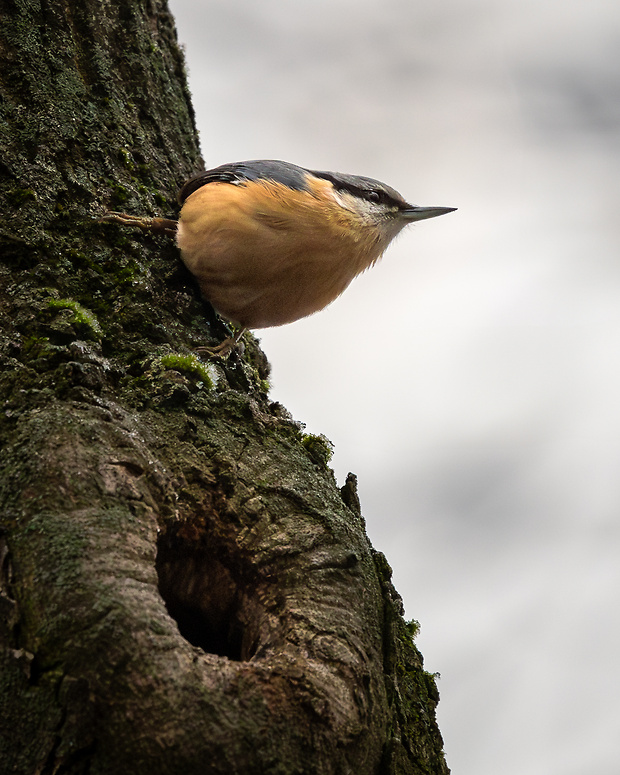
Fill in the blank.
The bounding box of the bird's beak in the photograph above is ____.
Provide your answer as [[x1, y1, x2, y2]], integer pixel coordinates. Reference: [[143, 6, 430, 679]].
[[400, 206, 457, 222]]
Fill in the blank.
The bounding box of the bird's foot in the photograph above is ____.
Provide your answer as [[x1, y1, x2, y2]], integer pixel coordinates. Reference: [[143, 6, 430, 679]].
[[195, 328, 247, 360], [99, 211, 177, 237]]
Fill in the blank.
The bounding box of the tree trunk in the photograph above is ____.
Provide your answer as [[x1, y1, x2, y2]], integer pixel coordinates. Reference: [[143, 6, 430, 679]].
[[0, 1, 449, 773]]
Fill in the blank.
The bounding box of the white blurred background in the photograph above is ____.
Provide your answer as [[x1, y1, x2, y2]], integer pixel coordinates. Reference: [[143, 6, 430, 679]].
[[169, 1, 620, 772]]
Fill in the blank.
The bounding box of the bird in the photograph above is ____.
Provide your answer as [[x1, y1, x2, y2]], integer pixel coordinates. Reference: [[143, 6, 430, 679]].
[[101, 159, 456, 355]]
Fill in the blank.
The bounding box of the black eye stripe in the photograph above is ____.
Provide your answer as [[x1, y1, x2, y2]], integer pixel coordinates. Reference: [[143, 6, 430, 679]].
[[309, 169, 408, 209]]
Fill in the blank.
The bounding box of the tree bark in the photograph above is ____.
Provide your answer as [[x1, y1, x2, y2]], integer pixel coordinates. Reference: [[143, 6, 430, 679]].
[[0, 1, 449, 773]]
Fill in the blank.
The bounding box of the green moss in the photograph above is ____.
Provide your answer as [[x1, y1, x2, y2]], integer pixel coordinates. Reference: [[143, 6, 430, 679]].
[[404, 618, 420, 639], [158, 353, 216, 389], [119, 148, 135, 171], [47, 298, 103, 338], [301, 433, 334, 467], [7, 187, 37, 206], [110, 183, 130, 205], [21, 335, 52, 360]]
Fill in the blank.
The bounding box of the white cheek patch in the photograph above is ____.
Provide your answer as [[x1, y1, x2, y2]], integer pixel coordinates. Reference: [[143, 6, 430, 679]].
[[330, 188, 348, 209]]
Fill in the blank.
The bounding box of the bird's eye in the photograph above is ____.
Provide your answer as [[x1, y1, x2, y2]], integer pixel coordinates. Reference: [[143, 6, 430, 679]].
[[366, 190, 381, 203]]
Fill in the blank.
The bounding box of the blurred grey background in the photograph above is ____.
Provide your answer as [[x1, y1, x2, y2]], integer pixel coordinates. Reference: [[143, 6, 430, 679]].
[[169, 1, 620, 772]]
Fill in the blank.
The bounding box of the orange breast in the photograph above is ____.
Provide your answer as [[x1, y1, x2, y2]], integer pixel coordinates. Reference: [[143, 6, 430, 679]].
[[176, 179, 385, 328]]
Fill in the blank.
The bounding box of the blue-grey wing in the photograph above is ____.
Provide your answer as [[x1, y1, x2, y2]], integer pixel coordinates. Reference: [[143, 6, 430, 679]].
[[178, 160, 313, 204]]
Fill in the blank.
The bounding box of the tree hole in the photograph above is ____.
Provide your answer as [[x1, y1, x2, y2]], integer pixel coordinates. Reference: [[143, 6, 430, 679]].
[[156, 528, 257, 661]]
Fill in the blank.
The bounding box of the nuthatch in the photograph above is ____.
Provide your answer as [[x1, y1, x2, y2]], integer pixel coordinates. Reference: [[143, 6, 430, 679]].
[[102, 160, 456, 354]]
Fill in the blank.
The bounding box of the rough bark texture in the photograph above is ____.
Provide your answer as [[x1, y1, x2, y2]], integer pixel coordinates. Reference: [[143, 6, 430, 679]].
[[0, 1, 449, 773]]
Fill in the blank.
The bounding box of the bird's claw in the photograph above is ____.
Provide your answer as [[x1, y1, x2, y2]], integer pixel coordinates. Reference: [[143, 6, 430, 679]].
[[195, 328, 247, 360]]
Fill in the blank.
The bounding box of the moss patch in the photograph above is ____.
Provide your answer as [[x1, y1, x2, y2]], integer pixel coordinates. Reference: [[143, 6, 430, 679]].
[[301, 433, 334, 467], [47, 298, 103, 339], [158, 353, 216, 389]]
